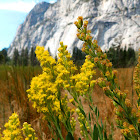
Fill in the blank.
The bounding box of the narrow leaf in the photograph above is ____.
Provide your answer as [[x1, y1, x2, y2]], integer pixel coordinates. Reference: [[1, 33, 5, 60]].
[[79, 107, 86, 117], [97, 124, 103, 140], [97, 110, 99, 118], [101, 120, 103, 129], [89, 105, 93, 110], [89, 112, 91, 121], [104, 131, 108, 140], [95, 107, 97, 116], [66, 132, 74, 140], [93, 124, 99, 140]]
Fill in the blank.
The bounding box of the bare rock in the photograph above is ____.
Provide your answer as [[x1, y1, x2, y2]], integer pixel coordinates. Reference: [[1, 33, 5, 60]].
[[8, 0, 140, 57]]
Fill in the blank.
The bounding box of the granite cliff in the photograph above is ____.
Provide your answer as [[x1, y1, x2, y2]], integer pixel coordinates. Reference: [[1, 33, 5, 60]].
[[8, 0, 140, 57]]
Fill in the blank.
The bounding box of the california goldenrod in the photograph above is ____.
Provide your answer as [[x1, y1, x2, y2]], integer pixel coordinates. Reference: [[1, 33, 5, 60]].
[[0, 16, 140, 140]]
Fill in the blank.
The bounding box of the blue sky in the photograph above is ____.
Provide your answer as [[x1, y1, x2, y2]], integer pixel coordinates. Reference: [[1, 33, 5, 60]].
[[0, 0, 57, 51]]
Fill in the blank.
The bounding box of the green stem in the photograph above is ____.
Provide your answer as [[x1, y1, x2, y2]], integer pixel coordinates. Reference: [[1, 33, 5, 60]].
[[48, 107, 64, 140]]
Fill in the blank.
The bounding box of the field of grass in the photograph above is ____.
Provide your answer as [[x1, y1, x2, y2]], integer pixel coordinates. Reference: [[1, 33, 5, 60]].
[[92, 67, 136, 140], [0, 65, 137, 139], [0, 65, 49, 139]]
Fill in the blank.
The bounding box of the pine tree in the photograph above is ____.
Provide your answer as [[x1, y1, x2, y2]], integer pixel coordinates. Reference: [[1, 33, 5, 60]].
[[30, 47, 38, 66], [20, 48, 25, 66], [127, 47, 136, 66], [24, 48, 29, 66], [0, 52, 4, 64], [12, 48, 19, 66], [106, 46, 136, 68], [1, 49, 8, 63], [123, 47, 127, 67], [72, 46, 86, 67]]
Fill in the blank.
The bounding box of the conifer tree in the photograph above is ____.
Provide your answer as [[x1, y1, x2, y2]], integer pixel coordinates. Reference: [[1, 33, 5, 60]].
[[12, 48, 19, 66], [0, 52, 4, 64], [72, 46, 86, 66], [127, 47, 136, 66], [24, 48, 29, 66], [30, 47, 37, 66], [20, 48, 25, 66], [1, 49, 8, 63], [106, 46, 136, 68]]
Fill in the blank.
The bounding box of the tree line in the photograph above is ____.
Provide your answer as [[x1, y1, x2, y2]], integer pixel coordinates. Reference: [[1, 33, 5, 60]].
[[0, 46, 137, 68], [0, 47, 39, 66], [72, 46, 137, 68], [0, 49, 10, 64], [105, 46, 137, 68]]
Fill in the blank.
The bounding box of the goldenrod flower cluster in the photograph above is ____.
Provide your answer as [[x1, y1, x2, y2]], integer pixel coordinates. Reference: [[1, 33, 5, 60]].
[[56, 42, 77, 90], [70, 117, 76, 132], [28, 43, 79, 139], [22, 122, 38, 140], [76, 108, 90, 138], [27, 38, 98, 139], [59, 95, 70, 120], [27, 72, 60, 115], [74, 17, 117, 91], [0, 113, 38, 140], [96, 77, 106, 88], [120, 123, 138, 138], [2, 112, 23, 140], [28, 47, 62, 116], [74, 16, 140, 139], [71, 55, 96, 96], [35, 46, 56, 75], [28, 45, 75, 122]]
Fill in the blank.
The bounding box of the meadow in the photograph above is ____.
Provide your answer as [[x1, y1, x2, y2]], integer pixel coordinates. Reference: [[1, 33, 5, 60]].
[[0, 65, 137, 139], [0, 65, 45, 139]]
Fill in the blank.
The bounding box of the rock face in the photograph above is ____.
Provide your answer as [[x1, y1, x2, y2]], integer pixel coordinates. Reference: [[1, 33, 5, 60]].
[[8, 0, 140, 57]]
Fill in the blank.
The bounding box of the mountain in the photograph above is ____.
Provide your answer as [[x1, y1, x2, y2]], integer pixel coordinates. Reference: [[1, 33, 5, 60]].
[[8, 0, 140, 57]]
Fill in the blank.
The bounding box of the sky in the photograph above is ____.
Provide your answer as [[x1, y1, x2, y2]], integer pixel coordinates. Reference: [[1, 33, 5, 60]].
[[0, 0, 57, 51]]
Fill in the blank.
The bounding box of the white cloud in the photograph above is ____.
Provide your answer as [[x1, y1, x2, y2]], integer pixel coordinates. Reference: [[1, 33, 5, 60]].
[[0, 1, 36, 13], [49, 0, 56, 4]]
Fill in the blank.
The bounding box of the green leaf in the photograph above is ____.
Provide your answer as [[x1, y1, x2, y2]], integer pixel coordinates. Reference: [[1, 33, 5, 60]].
[[91, 113, 94, 120], [93, 124, 99, 140], [101, 120, 103, 129], [97, 110, 99, 118], [97, 124, 103, 140], [82, 121, 87, 131], [56, 117, 60, 128], [68, 111, 70, 118], [95, 107, 97, 116], [66, 132, 74, 140], [118, 86, 120, 90], [79, 106, 86, 117], [89, 112, 91, 121], [109, 134, 113, 140], [89, 105, 93, 110], [104, 131, 108, 140], [78, 138, 81, 140]]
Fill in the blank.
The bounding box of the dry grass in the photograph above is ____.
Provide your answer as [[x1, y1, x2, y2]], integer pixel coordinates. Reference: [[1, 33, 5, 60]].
[[0, 65, 136, 139], [90, 67, 136, 140]]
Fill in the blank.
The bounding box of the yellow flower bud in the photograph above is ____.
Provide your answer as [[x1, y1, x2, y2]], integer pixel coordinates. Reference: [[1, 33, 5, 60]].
[[60, 41, 63, 46], [125, 99, 131, 107]]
